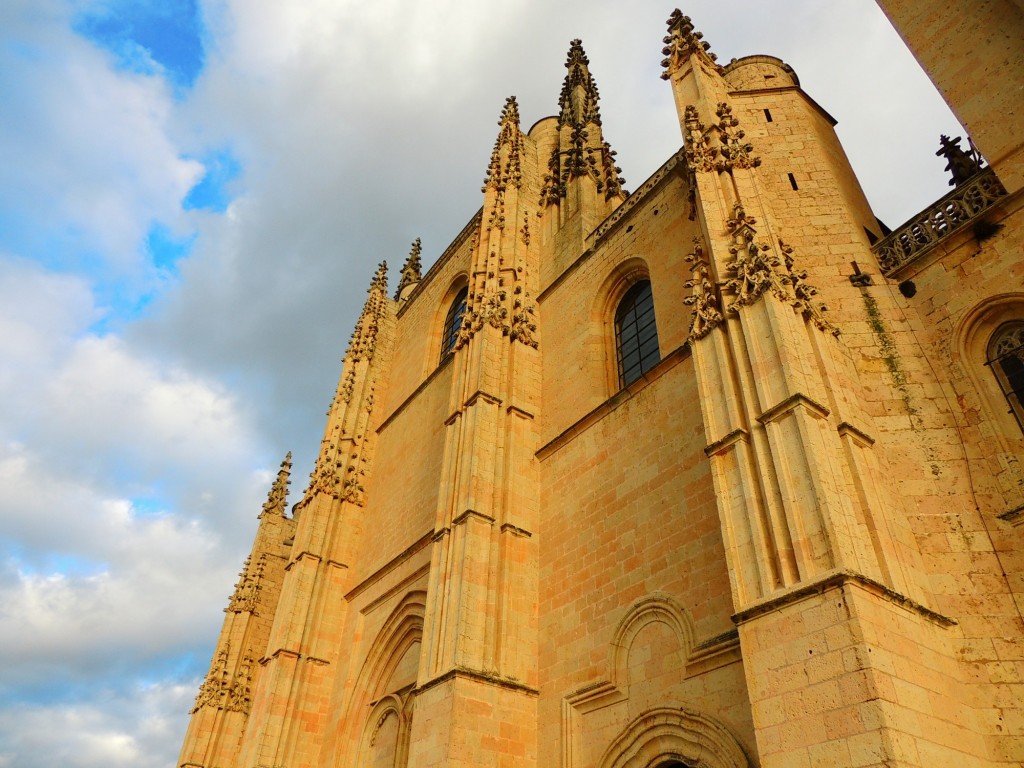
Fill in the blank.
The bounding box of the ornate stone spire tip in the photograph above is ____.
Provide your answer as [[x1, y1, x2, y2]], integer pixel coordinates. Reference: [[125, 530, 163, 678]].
[[661, 9, 718, 80], [395, 238, 423, 299], [260, 451, 291, 517], [566, 38, 589, 68], [369, 260, 388, 293], [499, 95, 521, 127]]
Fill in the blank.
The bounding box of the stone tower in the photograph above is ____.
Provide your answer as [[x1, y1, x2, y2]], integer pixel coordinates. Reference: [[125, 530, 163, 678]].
[[180, 7, 1024, 767]]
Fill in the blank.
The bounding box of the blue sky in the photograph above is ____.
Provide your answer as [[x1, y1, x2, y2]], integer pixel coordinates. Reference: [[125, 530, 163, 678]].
[[0, 1, 966, 766], [73, 0, 206, 90]]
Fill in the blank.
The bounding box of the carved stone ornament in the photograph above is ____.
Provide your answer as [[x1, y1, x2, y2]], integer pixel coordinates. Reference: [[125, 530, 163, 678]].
[[191, 647, 255, 715], [509, 285, 539, 349], [936, 134, 984, 187], [714, 102, 761, 172], [722, 204, 840, 336], [227, 554, 266, 614], [683, 105, 717, 173], [660, 9, 721, 80], [723, 203, 790, 309], [483, 96, 523, 193], [311, 454, 341, 499], [192, 646, 230, 713], [342, 475, 365, 506], [338, 366, 356, 404], [683, 238, 723, 341], [225, 655, 254, 714], [779, 239, 840, 336]]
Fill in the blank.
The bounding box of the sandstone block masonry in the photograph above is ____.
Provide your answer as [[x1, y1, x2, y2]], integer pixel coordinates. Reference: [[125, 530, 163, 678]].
[[179, 5, 1024, 767]]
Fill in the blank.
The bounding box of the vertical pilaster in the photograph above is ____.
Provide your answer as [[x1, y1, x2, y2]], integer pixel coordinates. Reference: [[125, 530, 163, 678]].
[[665, 10, 983, 766], [237, 264, 396, 768], [178, 454, 296, 768], [410, 97, 541, 768]]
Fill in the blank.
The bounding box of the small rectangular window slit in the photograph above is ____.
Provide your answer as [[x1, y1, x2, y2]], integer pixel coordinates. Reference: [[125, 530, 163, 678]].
[[788, 172, 799, 190], [764, 108, 773, 122]]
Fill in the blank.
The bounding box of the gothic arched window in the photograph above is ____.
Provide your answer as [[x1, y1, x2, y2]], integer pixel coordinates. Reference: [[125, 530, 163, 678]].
[[440, 286, 468, 360], [615, 280, 660, 388], [987, 321, 1024, 430]]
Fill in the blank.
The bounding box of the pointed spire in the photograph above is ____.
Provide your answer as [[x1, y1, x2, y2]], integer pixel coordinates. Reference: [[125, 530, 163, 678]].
[[394, 238, 422, 300], [369, 260, 388, 295], [541, 40, 626, 205], [259, 452, 292, 517], [345, 261, 389, 363], [558, 39, 602, 128], [483, 96, 523, 193], [500, 94, 520, 126], [660, 9, 721, 80]]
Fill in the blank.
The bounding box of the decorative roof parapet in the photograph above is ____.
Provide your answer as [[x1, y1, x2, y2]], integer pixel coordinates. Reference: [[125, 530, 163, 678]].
[[661, 9, 722, 80], [259, 452, 291, 517], [873, 166, 1007, 276], [394, 238, 422, 299]]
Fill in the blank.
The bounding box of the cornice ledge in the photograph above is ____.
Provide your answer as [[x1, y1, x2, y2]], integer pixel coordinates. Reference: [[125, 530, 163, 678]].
[[452, 508, 496, 527], [704, 428, 749, 457], [758, 392, 830, 425], [414, 666, 539, 697], [732, 569, 956, 628]]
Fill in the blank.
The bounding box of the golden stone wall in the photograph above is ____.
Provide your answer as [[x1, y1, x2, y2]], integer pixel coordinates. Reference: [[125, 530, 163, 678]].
[[179, 6, 1024, 767]]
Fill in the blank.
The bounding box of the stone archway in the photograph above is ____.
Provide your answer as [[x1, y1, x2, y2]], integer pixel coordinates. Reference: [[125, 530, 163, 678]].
[[598, 707, 751, 768]]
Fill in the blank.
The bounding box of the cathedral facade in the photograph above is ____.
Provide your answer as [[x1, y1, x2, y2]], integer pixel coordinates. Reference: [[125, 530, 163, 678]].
[[179, 5, 1024, 767]]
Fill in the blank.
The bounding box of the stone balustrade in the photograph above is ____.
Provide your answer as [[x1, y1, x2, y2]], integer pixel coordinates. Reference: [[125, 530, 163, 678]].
[[874, 167, 1007, 275]]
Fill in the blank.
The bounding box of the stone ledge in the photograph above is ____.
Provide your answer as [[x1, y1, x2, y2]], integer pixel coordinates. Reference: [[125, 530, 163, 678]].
[[344, 530, 432, 603], [537, 342, 690, 460], [998, 503, 1024, 525], [414, 666, 539, 698], [732, 569, 956, 627]]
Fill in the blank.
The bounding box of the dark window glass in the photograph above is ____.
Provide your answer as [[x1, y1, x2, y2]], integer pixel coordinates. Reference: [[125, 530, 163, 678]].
[[988, 322, 1024, 430], [615, 280, 660, 388], [440, 287, 468, 360]]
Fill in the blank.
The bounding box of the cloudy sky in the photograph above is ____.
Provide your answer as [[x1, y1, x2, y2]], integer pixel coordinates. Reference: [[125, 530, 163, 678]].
[[0, 1, 963, 766]]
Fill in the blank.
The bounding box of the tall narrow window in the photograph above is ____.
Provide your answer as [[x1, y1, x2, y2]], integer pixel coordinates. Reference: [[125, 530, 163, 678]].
[[988, 322, 1024, 430], [440, 287, 468, 360], [615, 280, 660, 388]]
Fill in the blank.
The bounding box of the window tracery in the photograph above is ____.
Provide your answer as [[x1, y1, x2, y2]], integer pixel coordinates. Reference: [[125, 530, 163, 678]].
[[440, 286, 468, 360], [615, 280, 660, 387], [988, 321, 1024, 429]]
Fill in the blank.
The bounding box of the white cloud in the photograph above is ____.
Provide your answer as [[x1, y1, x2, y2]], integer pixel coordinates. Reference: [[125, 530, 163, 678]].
[[0, 0, 201, 278], [0, 678, 197, 768], [0, 2, 971, 767]]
